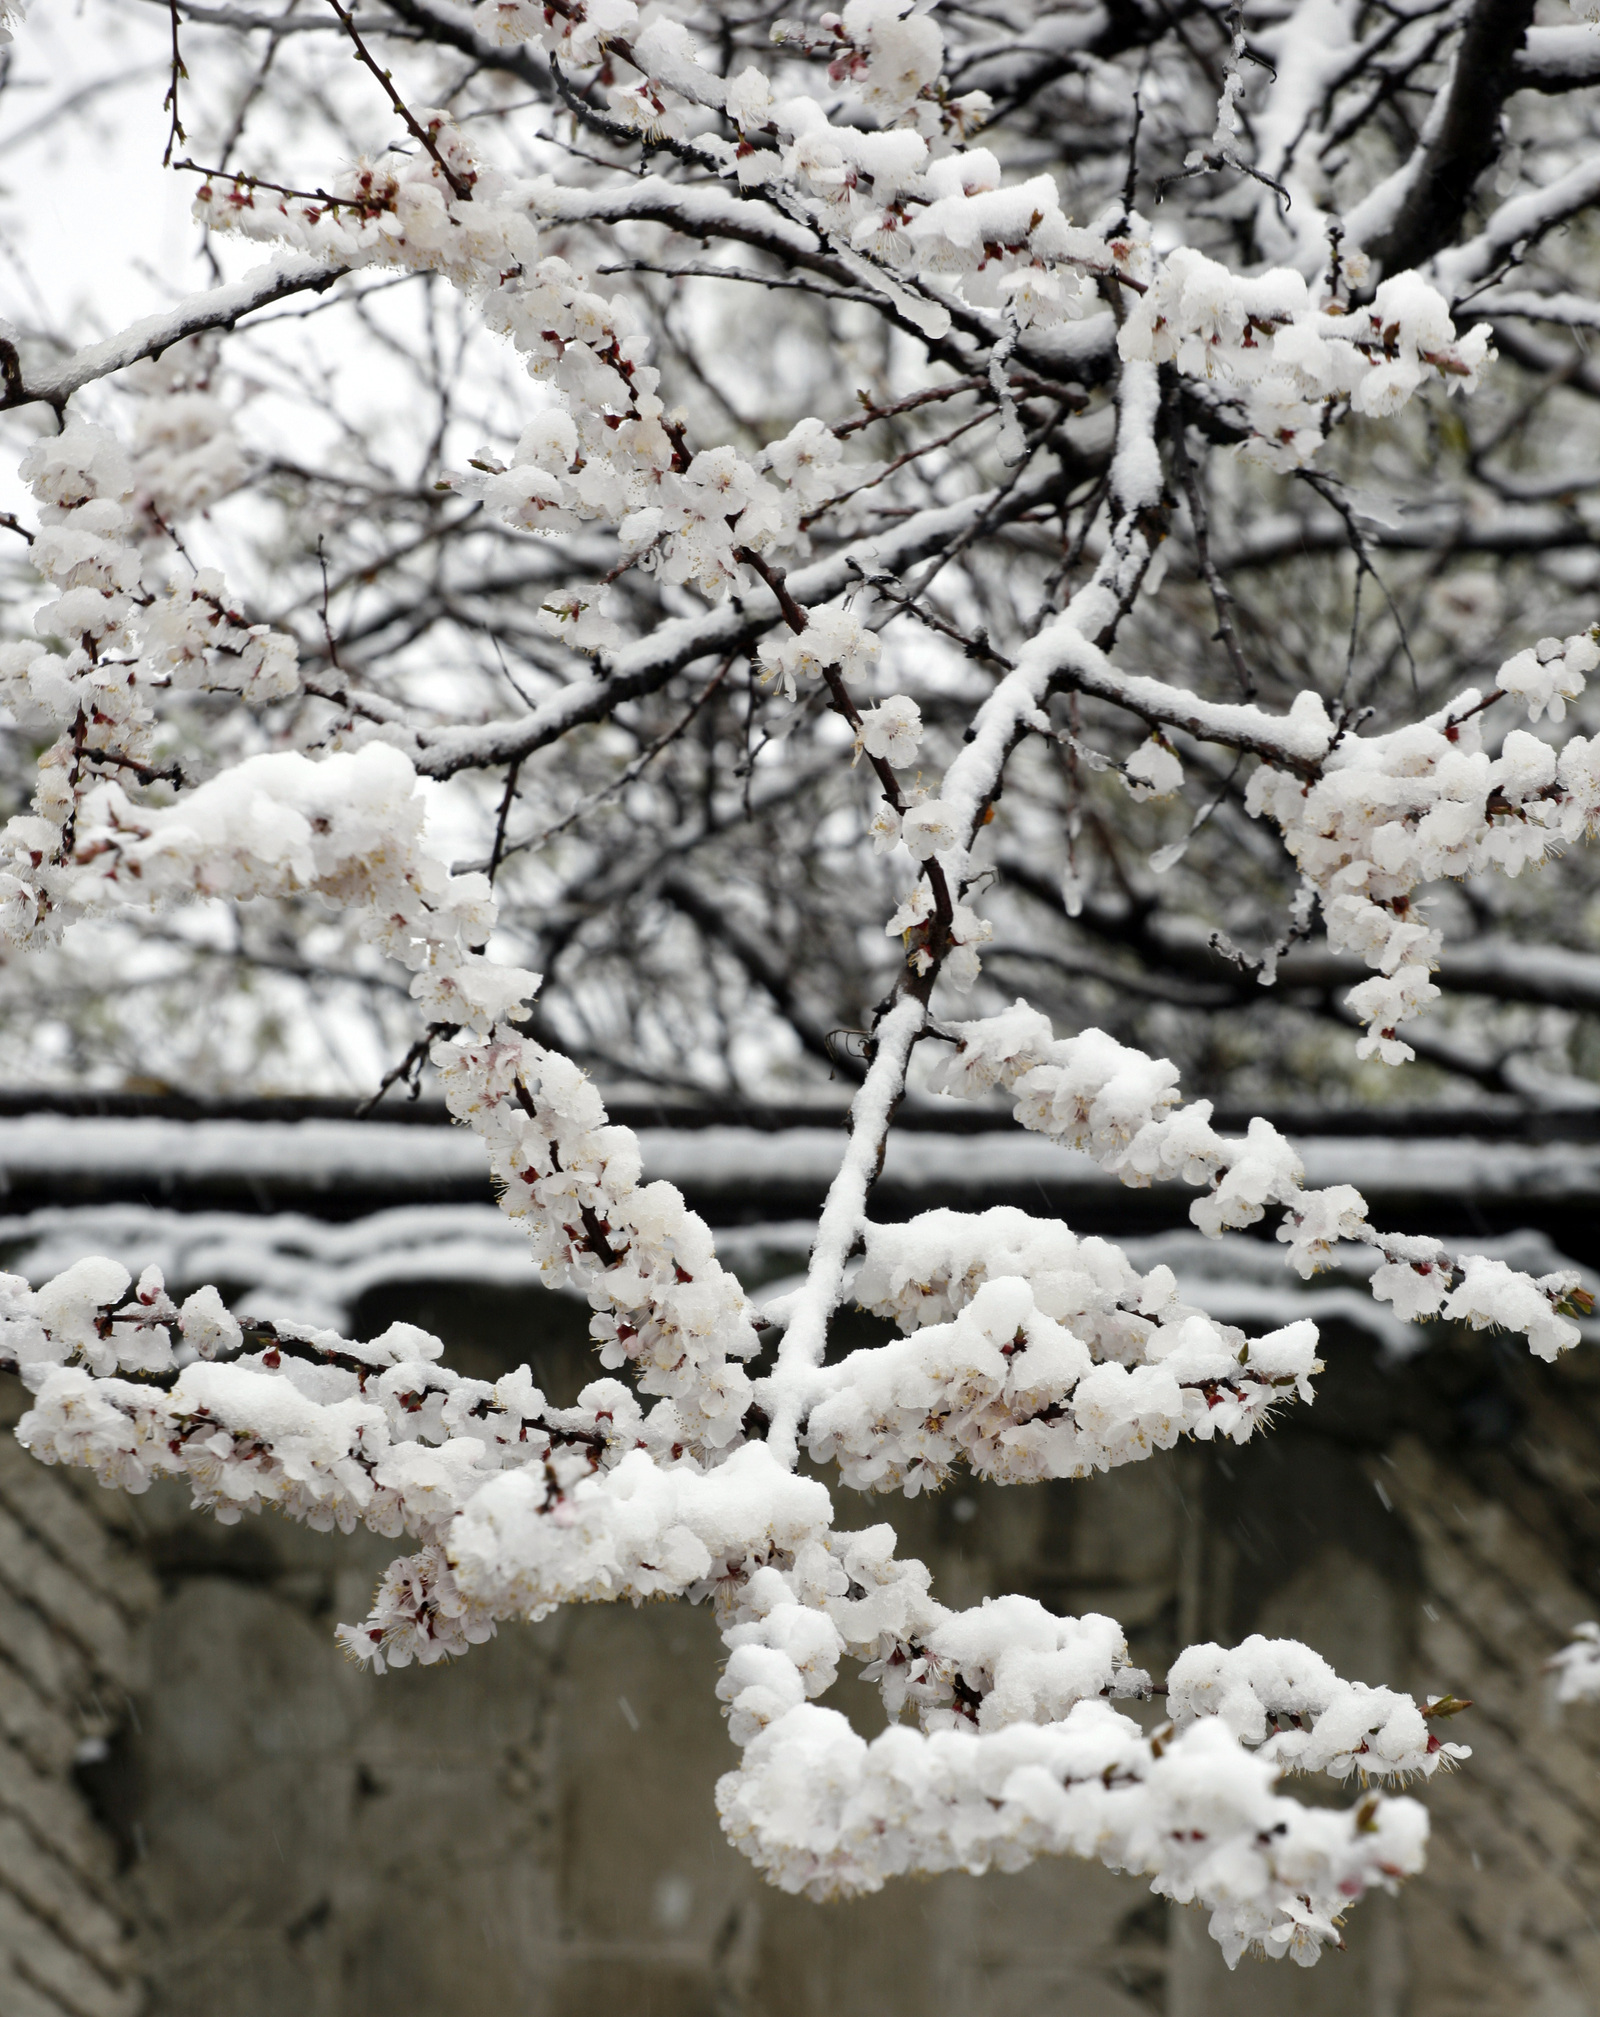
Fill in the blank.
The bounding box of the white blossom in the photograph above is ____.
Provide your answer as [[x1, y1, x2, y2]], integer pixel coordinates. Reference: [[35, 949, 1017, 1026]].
[[856, 694, 922, 765]]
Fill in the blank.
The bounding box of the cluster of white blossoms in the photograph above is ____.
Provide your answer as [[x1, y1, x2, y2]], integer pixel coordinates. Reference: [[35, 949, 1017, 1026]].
[[1120, 257, 1492, 470], [189, 0, 1498, 648], [752, 588, 997, 978], [1167, 1636, 1468, 1782], [718, 1534, 1462, 1929], [0, 758, 1482, 1967], [757, 598, 881, 699], [929, 1004, 1587, 1360], [430, 1030, 762, 1457], [1495, 629, 1600, 725], [806, 1210, 1320, 1490], [0, 617, 765, 1451], [0, 419, 298, 948], [0, 629, 1472, 1963], [0, 418, 1548, 1953], [855, 691, 923, 765], [1246, 640, 1600, 1064], [5, 735, 534, 1026], [124, 340, 253, 524], [484, 0, 1488, 495], [198, 134, 876, 612], [882, 875, 994, 988], [718, 1699, 1430, 1957]]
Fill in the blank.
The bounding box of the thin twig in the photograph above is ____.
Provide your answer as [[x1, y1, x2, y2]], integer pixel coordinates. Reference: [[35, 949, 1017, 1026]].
[[162, 0, 187, 168], [1168, 396, 1253, 696], [176, 157, 392, 216], [1118, 81, 1144, 227], [834, 374, 986, 438], [482, 657, 736, 869], [1297, 469, 1417, 705], [487, 759, 522, 884], [327, 0, 475, 200], [799, 408, 996, 529], [355, 1019, 460, 1112], [849, 563, 1016, 670], [315, 535, 343, 674], [595, 258, 878, 308]]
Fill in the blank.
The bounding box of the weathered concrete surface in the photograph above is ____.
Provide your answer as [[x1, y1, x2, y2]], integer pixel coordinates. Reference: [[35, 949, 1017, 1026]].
[[6, 1283, 1600, 2016], [0, 1383, 154, 2017]]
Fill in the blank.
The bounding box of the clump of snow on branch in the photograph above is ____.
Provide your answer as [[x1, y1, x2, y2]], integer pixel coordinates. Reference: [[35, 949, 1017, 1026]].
[[1123, 737, 1184, 801], [718, 1705, 1429, 1962], [1168, 1636, 1468, 1780]]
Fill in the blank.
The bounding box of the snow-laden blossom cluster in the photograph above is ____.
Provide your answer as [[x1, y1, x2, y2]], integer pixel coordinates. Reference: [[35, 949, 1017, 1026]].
[[1167, 1636, 1468, 1781], [0, 679, 1465, 1963], [125, 340, 252, 523], [930, 1004, 1586, 1359], [806, 1208, 1319, 1489], [715, 1526, 1462, 1922], [1, 1241, 761, 1624], [430, 1030, 761, 1457], [4, 673, 762, 1450], [0, 418, 298, 948], [1496, 630, 1600, 726], [3, 1229, 1442, 1960], [1247, 643, 1600, 1063], [0, 794, 1478, 1973], [4, 734, 529, 1025], [1120, 256, 1491, 469], [718, 1702, 1428, 1959], [195, 132, 880, 611], [470, 0, 1486, 493], [0, 421, 1538, 1964]]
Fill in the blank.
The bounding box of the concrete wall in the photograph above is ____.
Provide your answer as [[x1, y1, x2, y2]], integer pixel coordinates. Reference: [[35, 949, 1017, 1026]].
[[6, 1282, 1600, 2016], [0, 1387, 152, 2017]]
